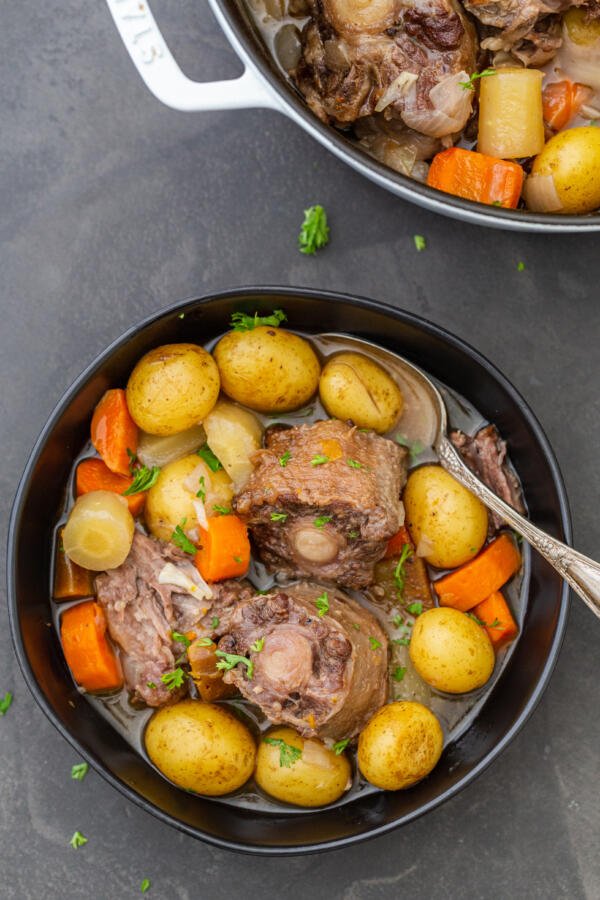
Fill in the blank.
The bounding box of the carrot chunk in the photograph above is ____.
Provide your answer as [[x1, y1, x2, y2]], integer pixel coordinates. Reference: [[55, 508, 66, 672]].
[[473, 590, 519, 647], [90, 389, 138, 477], [427, 147, 524, 209], [434, 533, 521, 612], [384, 525, 413, 559], [542, 80, 592, 131], [75, 457, 145, 516], [53, 527, 94, 601], [194, 515, 251, 582], [60, 601, 123, 692]]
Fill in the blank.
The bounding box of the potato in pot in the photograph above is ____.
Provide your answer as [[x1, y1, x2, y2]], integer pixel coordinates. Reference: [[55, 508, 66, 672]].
[[319, 352, 403, 434], [409, 607, 495, 693]]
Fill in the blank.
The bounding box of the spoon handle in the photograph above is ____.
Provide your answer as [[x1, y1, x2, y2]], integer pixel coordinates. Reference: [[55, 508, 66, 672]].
[[437, 436, 600, 620]]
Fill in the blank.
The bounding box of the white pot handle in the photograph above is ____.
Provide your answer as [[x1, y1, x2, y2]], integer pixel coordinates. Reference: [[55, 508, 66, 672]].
[[105, 0, 284, 112]]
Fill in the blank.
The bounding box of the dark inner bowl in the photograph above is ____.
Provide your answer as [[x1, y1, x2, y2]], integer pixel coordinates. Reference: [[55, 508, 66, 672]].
[[7, 287, 570, 854]]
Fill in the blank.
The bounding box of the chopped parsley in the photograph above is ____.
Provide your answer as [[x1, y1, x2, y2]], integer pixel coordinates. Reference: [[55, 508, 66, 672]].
[[310, 454, 329, 466], [195, 636, 214, 647], [0, 692, 13, 716], [123, 464, 160, 495], [212, 504, 231, 516], [141, 879, 151, 894], [215, 651, 254, 680], [406, 601, 423, 617], [413, 234, 427, 252], [392, 614, 408, 629], [69, 831, 88, 849], [171, 521, 196, 555], [352, 623, 361, 631], [459, 68, 496, 91], [346, 459, 362, 469], [264, 737, 302, 767], [492, 200, 503, 207], [392, 637, 410, 647], [393, 543, 413, 598], [279, 450, 291, 467], [298, 204, 330, 255], [250, 637, 265, 653], [270, 511, 288, 523], [348, 530, 359, 540], [160, 668, 186, 690], [197, 443, 223, 472], [71, 762, 89, 781], [395, 434, 425, 462], [146, 681, 157, 690], [488, 618, 502, 628], [314, 515, 333, 528], [230, 309, 287, 332], [211, 616, 220, 630], [196, 476, 206, 501], [517, 261, 526, 271], [126, 447, 137, 474], [332, 739, 350, 755], [392, 666, 407, 683], [232, 555, 243, 564], [315, 591, 329, 617], [369, 636, 382, 650], [171, 631, 191, 648], [466, 612, 485, 626]]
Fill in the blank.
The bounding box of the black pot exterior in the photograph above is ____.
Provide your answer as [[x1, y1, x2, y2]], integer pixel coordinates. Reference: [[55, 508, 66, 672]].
[[7, 287, 570, 854]]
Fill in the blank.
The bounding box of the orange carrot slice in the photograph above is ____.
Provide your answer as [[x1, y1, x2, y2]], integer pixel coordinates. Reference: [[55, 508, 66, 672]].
[[384, 525, 413, 559], [427, 147, 524, 209], [194, 515, 250, 582], [434, 533, 521, 612], [60, 601, 122, 692], [542, 80, 592, 131], [90, 389, 138, 477], [473, 590, 519, 647], [76, 457, 145, 516]]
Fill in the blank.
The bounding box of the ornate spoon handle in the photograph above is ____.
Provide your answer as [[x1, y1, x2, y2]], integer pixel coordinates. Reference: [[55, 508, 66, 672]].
[[437, 436, 600, 620]]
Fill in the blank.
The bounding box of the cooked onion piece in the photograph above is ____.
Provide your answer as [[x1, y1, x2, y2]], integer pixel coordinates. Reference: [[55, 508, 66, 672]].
[[136, 425, 205, 469], [63, 490, 134, 571], [203, 400, 263, 491], [527, 127, 600, 214], [323, 0, 400, 33]]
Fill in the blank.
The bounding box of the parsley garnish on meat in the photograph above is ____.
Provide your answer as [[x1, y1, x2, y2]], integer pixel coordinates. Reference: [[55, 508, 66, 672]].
[[392, 666, 407, 682], [250, 637, 265, 653], [346, 459, 362, 469], [393, 543, 413, 598], [279, 450, 291, 467], [310, 454, 329, 466], [352, 623, 361, 631], [413, 234, 427, 252], [264, 737, 302, 767], [140, 879, 151, 894], [0, 692, 13, 716], [407, 601, 423, 617], [230, 309, 287, 332], [211, 616, 220, 630], [369, 636, 382, 650], [459, 68, 496, 91], [172, 631, 191, 648], [270, 511, 288, 522], [298, 204, 330, 255], [348, 530, 359, 540], [213, 504, 231, 516], [123, 464, 160, 495], [71, 762, 89, 781], [171, 520, 196, 555], [215, 651, 254, 680], [314, 515, 333, 528], [69, 831, 88, 849], [197, 443, 223, 472], [146, 681, 157, 690], [332, 739, 350, 755], [196, 475, 206, 501], [395, 434, 425, 462], [315, 591, 329, 617], [195, 636, 214, 647], [160, 668, 186, 690]]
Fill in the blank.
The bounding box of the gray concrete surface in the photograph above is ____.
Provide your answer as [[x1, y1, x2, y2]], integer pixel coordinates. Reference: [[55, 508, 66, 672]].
[[1, 2, 599, 898]]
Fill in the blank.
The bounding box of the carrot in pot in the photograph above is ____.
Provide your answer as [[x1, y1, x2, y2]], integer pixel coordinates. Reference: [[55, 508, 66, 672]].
[[427, 147, 524, 209], [542, 80, 592, 131], [194, 515, 251, 582], [473, 590, 518, 647], [384, 525, 413, 559], [60, 600, 123, 692], [90, 389, 138, 477], [434, 533, 521, 612], [75, 457, 145, 516], [53, 527, 94, 601]]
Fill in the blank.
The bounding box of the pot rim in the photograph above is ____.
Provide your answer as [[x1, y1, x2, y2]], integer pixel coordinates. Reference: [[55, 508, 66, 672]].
[[7, 286, 571, 854]]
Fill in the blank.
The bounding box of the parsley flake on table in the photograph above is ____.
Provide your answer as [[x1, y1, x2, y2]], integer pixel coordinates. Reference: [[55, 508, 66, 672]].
[[71, 762, 89, 781], [315, 591, 329, 617], [197, 443, 223, 472], [333, 738, 350, 755], [413, 234, 427, 252], [298, 204, 330, 255], [393, 543, 413, 598], [69, 831, 88, 849], [160, 668, 186, 690], [230, 309, 287, 332], [310, 454, 329, 466], [517, 261, 526, 271], [0, 692, 13, 716], [123, 464, 160, 495], [392, 666, 407, 683], [369, 636, 382, 650], [140, 879, 151, 894], [264, 737, 302, 767], [215, 651, 254, 680], [171, 520, 196, 555], [459, 68, 496, 91], [314, 515, 333, 528]]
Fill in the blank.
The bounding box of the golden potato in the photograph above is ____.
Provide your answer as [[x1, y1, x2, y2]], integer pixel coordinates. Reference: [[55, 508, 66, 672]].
[[63, 490, 134, 571], [357, 702, 443, 790], [145, 700, 256, 796], [527, 128, 600, 215], [403, 465, 487, 569], [409, 607, 495, 694], [137, 424, 205, 469], [202, 400, 263, 491], [255, 727, 351, 807], [319, 352, 403, 434], [214, 327, 320, 413], [126, 344, 220, 436], [145, 453, 233, 541]]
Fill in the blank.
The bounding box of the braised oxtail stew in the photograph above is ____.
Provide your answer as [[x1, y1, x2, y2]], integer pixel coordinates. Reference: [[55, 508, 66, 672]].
[[53, 310, 526, 809], [247, 0, 600, 215]]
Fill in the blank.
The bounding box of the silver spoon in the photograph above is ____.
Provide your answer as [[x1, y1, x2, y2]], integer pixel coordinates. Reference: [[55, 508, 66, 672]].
[[318, 333, 600, 620]]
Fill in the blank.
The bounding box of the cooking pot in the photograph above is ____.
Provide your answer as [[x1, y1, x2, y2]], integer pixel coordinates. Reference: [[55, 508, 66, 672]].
[[8, 287, 570, 853], [104, 0, 600, 233]]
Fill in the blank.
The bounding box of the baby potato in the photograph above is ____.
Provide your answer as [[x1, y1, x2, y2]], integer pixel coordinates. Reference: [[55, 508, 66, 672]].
[[255, 727, 351, 807], [409, 607, 495, 694], [63, 490, 134, 571], [357, 702, 443, 790], [214, 326, 320, 413], [319, 352, 403, 434], [126, 344, 220, 436], [404, 465, 488, 569], [145, 454, 233, 541], [145, 700, 256, 796], [202, 400, 263, 491], [528, 127, 600, 215]]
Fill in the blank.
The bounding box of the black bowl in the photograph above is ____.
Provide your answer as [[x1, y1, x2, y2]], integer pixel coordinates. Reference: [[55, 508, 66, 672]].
[[7, 287, 570, 854]]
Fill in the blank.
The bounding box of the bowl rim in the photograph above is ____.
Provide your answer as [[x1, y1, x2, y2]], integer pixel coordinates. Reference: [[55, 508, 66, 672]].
[[214, 0, 600, 232], [7, 286, 571, 855]]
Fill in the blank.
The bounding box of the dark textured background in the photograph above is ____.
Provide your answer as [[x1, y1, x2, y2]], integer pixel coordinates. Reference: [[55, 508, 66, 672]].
[[1, 2, 599, 898]]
